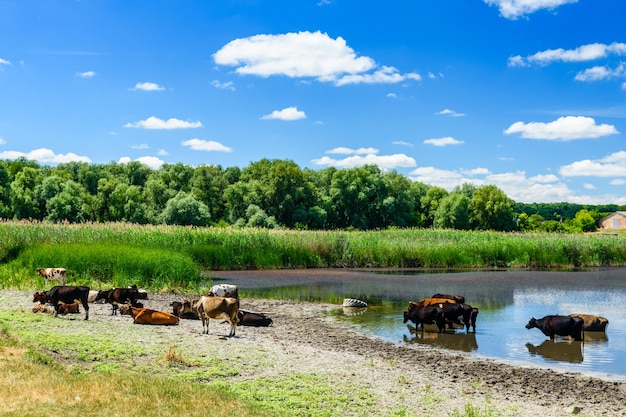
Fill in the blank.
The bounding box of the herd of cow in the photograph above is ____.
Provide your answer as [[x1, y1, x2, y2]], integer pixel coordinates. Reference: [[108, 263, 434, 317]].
[[32, 268, 273, 337], [33, 267, 609, 341], [403, 292, 609, 341]]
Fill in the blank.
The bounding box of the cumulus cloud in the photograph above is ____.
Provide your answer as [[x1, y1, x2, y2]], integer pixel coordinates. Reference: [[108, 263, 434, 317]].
[[508, 42, 626, 67], [559, 151, 626, 177], [0, 58, 11, 66], [484, 0, 578, 20], [130, 82, 165, 91], [312, 153, 416, 170], [504, 116, 618, 140], [76, 71, 96, 78], [408, 166, 573, 203], [424, 137, 464, 147], [327, 147, 378, 155], [182, 139, 233, 152], [118, 156, 164, 170], [261, 106, 306, 121], [124, 116, 202, 129], [0, 148, 91, 164], [213, 31, 421, 87], [575, 63, 626, 82], [436, 109, 465, 117]]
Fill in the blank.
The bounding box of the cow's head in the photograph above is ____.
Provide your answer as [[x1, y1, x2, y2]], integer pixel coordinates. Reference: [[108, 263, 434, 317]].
[[525, 317, 537, 329], [32, 291, 46, 304]]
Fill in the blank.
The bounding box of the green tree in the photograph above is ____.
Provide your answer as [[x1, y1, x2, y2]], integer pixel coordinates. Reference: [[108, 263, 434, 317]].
[[0, 162, 12, 218], [470, 185, 516, 231], [433, 193, 471, 230], [420, 186, 448, 228], [160, 191, 211, 226], [11, 166, 42, 220], [45, 180, 87, 223]]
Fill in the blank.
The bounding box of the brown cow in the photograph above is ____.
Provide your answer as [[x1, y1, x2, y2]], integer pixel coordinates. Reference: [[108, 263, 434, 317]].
[[57, 303, 80, 315], [569, 314, 609, 332], [431, 293, 465, 304], [37, 268, 67, 286], [193, 296, 239, 336], [121, 305, 180, 325]]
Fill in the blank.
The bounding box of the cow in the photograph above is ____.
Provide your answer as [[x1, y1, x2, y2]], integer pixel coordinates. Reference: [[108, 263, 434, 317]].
[[32, 291, 46, 304], [120, 305, 180, 325], [96, 286, 141, 315], [57, 303, 80, 315], [431, 293, 466, 304], [439, 302, 472, 331], [569, 314, 609, 332], [206, 284, 239, 299], [403, 302, 445, 333], [413, 297, 458, 308], [37, 268, 67, 286], [468, 307, 479, 333], [237, 310, 273, 327], [193, 296, 239, 336], [44, 286, 90, 320], [525, 315, 584, 341], [171, 300, 200, 320]]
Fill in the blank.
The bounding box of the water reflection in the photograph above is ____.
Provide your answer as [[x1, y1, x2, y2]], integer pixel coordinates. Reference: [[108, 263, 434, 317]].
[[404, 325, 478, 352], [526, 340, 584, 363]]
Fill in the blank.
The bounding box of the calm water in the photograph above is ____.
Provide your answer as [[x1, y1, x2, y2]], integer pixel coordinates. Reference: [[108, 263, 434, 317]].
[[213, 268, 626, 381]]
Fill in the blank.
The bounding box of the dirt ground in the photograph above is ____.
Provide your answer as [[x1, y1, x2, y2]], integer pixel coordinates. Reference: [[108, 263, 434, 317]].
[[7, 269, 626, 416]]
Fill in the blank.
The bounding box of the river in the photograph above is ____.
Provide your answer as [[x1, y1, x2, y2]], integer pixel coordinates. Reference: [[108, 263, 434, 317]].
[[212, 268, 626, 380]]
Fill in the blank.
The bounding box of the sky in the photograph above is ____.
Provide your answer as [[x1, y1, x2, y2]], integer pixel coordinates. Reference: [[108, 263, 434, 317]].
[[1, 0, 626, 205]]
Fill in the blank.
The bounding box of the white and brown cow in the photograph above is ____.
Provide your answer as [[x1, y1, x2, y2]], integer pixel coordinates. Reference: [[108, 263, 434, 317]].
[[206, 284, 239, 299], [194, 296, 239, 337], [37, 268, 67, 286]]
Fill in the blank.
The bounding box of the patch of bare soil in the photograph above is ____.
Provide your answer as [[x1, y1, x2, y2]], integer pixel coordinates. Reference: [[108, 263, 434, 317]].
[[7, 272, 626, 416]]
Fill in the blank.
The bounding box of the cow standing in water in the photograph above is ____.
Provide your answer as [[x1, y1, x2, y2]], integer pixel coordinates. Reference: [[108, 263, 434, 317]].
[[526, 315, 584, 341]]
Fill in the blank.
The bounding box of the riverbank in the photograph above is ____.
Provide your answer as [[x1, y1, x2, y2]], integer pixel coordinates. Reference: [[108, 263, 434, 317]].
[[3, 285, 626, 416]]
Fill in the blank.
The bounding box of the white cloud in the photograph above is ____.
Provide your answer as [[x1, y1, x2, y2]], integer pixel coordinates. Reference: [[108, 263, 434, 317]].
[[0, 148, 91, 164], [130, 82, 165, 91], [387, 93, 397, 98], [436, 109, 465, 117], [509, 42, 626, 67], [76, 71, 96, 78], [327, 147, 379, 155], [560, 151, 626, 177], [575, 63, 626, 82], [261, 106, 306, 121], [611, 179, 626, 185], [118, 156, 164, 170], [0, 58, 11, 66], [182, 139, 233, 152], [424, 137, 464, 147], [130, 144, 149, 150], [583, 183, 596, 190], [312, 153, 416, 170], [213, 31, 421, 87], [392, 141, 413, 147], [504, 116, 618, 140], [157, 149, 169, 156], [0, 137, 5, 145], [211, 80, 236, 91], [461, 167, 491, 176], [124, 116, 202, 129], [484, 0, 578, 20]]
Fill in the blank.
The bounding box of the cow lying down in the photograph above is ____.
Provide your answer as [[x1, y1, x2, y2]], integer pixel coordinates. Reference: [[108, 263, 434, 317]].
[[120, 305, 179, 325], [237, 310, 273, 327]]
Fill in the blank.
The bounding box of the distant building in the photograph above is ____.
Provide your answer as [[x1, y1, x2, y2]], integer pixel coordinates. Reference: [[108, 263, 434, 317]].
[[599, 211, 626, 229]]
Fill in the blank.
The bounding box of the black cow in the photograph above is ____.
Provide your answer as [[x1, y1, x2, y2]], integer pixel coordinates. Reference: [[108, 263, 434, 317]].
[[403, 302, 445, 333], [45, 286, 90, 320], [97, 286, 141, 315], [237, 310, 273, 327], [170, 301, 200, 320], [526, 315, 584, 341]]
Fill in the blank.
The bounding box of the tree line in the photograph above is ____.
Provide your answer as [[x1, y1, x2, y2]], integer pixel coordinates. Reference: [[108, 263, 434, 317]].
[[0, 157, 620, 232]]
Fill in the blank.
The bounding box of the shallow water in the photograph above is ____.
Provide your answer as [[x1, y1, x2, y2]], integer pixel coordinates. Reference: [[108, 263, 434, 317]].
[[213, 268, 626, 380]]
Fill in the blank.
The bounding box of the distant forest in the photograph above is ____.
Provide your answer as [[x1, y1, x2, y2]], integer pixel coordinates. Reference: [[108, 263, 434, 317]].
[[0, 157, 621, 232]]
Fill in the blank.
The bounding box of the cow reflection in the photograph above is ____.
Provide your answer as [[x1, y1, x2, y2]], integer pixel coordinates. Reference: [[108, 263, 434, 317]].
[[526, 340, 584, 363], [404, 325, 478, 352]]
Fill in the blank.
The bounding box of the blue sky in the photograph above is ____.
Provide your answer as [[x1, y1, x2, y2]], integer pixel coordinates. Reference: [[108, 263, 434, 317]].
[[1, 0, 625, 205]]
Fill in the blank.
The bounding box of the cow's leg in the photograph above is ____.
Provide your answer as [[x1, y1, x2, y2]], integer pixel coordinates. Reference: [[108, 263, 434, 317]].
[[52, 302, 59, 318]]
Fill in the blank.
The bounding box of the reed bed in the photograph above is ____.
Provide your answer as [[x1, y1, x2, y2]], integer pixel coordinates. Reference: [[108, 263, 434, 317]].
[[0, 221, 625, 289]]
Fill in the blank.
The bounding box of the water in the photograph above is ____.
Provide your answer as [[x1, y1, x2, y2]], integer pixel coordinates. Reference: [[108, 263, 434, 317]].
[[213, 268, 626, 380]]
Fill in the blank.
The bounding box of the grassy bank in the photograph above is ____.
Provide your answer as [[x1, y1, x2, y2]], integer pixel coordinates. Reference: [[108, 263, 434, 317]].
[[1, 221, 625, 290]]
